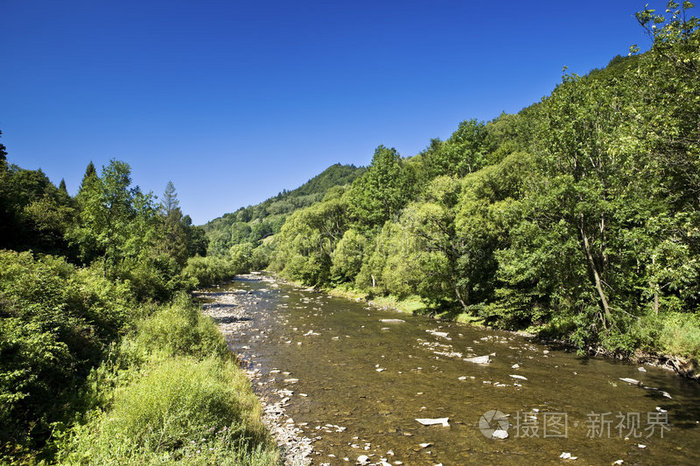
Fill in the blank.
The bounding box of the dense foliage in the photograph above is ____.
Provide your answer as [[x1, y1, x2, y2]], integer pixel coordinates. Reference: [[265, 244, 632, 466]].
[[224, 3, 700, 363], [0, 147, 263, 460]]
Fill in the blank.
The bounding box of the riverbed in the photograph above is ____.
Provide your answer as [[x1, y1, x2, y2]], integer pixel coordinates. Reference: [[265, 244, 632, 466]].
[[198, 275, 700, 465]]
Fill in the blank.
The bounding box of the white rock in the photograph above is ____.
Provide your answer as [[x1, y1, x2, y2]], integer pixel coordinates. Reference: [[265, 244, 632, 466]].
[[415, 417, 450, 427], [509, 374, 528, 380], [512, 363, 520, 369], [559, 452, 578, 460], [638, 366, 647, 372], [638, 444, 646, 449], [464, 355, 491, 365], [419, 442, 432, 448], [492, 429, 508, 439], [426, 329, 450, 339], [357, 455, 370, 465], [619, 377, 641, 385]]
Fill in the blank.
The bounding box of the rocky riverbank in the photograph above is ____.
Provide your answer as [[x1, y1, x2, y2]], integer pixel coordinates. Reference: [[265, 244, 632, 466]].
[[195, 276, 314, 466]]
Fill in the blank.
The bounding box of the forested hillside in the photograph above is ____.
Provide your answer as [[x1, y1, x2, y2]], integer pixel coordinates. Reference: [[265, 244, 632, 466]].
[[0, 149, 277, 462], [203, 163, 364, 258], [209, 4, 700, 366]]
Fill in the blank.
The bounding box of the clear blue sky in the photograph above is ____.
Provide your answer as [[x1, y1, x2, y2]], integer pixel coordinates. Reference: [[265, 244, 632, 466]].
[[1, 0, 664, 224]]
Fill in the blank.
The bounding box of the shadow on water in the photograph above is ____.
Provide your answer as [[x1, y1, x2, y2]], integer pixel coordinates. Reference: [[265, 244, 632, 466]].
[[212, 315, 252, 325]]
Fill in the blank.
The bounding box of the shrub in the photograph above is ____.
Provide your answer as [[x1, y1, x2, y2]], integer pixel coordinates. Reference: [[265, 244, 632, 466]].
[[59, 357, 277, 465], [131, 292, 231, 361], [180, 256, 241, 289], [0, 250, 132, 450]]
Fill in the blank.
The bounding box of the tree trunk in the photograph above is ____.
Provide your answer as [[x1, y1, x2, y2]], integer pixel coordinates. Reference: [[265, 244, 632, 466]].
[[651, 254, 659, 315], [580, 215, 612, 326], [454, 282, 468, 311]]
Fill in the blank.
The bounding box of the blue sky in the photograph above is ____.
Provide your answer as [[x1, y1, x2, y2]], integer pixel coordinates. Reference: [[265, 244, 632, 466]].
[[1, 0, 664, 224]]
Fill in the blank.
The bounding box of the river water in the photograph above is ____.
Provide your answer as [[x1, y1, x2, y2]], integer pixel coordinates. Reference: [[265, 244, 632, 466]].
[[206, 275, 700, 465]]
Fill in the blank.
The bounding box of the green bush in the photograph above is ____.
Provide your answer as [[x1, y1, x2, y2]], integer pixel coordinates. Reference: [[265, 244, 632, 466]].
[[659, 313, 700, 362], [180, 255, 242, 289], [0, 250, 132, 450], [58, 357, 278, 465], [131, 292, 231, 361], [636, 311, 700, 361]]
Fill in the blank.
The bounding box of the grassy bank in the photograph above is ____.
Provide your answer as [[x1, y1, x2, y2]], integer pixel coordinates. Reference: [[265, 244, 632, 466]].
[[0, 251, 276, 464], [327, 284, 426, 315], [52, 293, 279, 465]]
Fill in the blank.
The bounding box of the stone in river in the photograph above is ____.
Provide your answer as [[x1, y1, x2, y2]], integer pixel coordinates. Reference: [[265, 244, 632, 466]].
[[464, 355, 491, 365], [415, 417, 449, 427], [619, 377, 641, 385]]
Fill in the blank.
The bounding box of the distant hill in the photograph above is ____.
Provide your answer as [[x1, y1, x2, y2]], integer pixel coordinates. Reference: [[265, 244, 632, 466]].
[[204, 163, 365, 255]]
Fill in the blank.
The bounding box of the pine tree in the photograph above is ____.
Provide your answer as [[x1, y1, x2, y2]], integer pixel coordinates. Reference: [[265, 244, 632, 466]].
[[162, 180, 179, 215], [79, 161, 97, 191]]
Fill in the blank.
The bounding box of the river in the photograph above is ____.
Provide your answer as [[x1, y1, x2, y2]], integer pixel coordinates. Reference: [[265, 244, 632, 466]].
[[199, 275, 700, 465]]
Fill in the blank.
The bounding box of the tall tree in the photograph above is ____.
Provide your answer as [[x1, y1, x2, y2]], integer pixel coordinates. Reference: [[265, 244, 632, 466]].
[[158, 181, 188, 266], [348, 145, 414, 230], [161, 180, 179, 215], [69, 160, 136, 272]]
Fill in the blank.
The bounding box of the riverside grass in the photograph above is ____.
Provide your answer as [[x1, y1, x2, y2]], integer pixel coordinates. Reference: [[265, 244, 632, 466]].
[[53, 293, 279, 465]]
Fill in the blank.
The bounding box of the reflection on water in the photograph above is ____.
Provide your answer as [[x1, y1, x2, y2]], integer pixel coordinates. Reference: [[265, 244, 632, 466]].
[[210, 276, 700, 465]]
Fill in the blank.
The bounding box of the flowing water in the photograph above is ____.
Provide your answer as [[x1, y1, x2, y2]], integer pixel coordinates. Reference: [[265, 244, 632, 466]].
[[206, 276, 700, 465]]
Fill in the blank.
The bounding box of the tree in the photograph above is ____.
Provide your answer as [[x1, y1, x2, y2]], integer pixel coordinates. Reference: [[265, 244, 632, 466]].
[[330, 229, 368, 283], [401, 176, 465, 308], [184, 215, 208, 257], [0, 130, 7, 167], [161, 180, 179, 215], [347, 145, 414, 230], [69, 160, 137, 273], [81, 161, 97, 187], [272, 193, 349, 285], [421, 119, 488, 179], [157, 181, 188, 266]]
